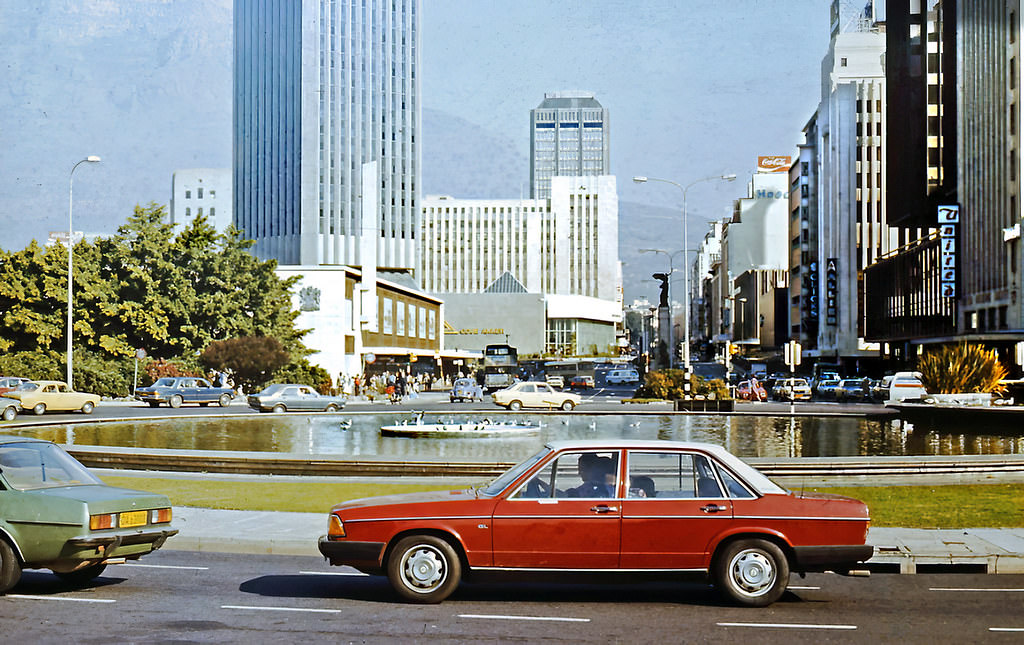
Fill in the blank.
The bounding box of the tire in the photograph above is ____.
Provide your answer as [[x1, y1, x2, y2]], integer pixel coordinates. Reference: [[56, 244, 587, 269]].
[[272, 404, 287, 414], [81, 401, 95, 414], [387, 535, 461, 604], [714, 538, 789, 607], [32, 403, 46, 416], [560, 400, 575, 411], [324, 403, 339, 412], [169, 395, 183, 409], [0, 539, 21, 594], [198, 402, 209, 407], [508, 400, 522, 411], [218, 394, 232, 407], [54, 562, 107, 587], [147, 401, 160, 408], [2, 406, 16, 422]]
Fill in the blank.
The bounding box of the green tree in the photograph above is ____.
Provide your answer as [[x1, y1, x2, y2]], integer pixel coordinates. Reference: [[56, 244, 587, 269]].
[[200, 336, 291, 393]]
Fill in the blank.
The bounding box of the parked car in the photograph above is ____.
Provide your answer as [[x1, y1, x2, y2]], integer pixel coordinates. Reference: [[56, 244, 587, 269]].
[[569, 375, 595, 390], [544, 375, 565, 389], [606, 369, 640, 385], [0, 398, 19, 422], [247, 383, 346, 413], [448, 378, 483, 403], [736, 379, 767, 401], [772, 378, 812, 401], [135, 377, 235, 409], [493, 381, 580, 411], [835, 378, 871, 403], [871, 375, 894, 402], [813, 378, 841, 400], [6, 381, 100, 415], [887, 371, 928, 402], [0, 377, 28, 397], [318, 440, 872, 607], [0, 435, 178, 594]]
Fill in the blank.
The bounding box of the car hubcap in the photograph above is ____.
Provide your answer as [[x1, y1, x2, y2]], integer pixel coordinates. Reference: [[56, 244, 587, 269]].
[[403, 546, 445, 591], [729, 549, 775, 596]]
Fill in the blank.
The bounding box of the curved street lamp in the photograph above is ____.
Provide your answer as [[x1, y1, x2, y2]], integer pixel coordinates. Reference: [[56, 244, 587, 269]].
[[633, 174, 736, 380], [68, 155, 101, 388]]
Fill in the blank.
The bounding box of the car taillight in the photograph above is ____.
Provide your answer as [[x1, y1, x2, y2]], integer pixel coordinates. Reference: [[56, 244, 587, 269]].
[[151, 508, 172, 524], [327, 514, 346, 538], [90, 514, 116, 530]]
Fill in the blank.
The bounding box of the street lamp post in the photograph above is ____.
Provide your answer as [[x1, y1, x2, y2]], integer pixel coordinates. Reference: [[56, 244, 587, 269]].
[[634, 174, 736, 389], [68, 156, 101, 389]]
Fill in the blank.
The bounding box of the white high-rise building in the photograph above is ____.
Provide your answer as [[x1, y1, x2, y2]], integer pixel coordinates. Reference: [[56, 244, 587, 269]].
[[170, 169, 233, 233], [530, 92, 610, 199], [233, 0, 420, 268]]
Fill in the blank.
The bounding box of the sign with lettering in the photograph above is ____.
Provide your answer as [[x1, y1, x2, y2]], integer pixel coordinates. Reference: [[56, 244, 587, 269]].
[[825, 258, 838, 326], [938, 205, 959, 298], [757, 156, 792, 173]]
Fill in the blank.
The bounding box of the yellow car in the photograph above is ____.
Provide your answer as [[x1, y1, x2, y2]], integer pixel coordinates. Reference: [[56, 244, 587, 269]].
[[7, 381, 101, 415]]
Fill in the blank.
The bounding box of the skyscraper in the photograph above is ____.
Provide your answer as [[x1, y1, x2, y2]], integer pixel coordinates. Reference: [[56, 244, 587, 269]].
[[233, 0, 420, 268], [529, 91, 610, 199]]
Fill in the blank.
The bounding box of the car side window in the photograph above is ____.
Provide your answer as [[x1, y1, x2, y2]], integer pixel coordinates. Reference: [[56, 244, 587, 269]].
[[520, 384, 535, 393], [714, 463, 756, 498], [512, 451, 619, 499], [626, 452, 724, 499]]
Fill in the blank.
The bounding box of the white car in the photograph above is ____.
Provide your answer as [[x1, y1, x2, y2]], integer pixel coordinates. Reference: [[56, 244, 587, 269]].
[[887, 371, 928, 402], [492, 381, 581, 411], [606, 369, 640, 385]]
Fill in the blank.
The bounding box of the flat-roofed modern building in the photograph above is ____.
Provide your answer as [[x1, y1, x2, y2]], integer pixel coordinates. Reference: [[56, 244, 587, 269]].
[[530, 92, 610, 199], [170, 169, 232, 233], [233, 0, 420, 269]]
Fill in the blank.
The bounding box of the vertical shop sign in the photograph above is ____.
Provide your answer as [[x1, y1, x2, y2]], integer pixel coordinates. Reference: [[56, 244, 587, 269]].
[[937, 205, 959, 298]]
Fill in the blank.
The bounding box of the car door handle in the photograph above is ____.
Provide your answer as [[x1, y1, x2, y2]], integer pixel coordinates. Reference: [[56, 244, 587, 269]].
[[590, 505, 618, 513], [701, 504, 728, 513]]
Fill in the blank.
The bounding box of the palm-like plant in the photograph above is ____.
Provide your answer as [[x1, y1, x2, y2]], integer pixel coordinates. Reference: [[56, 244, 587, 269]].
[[917, 343, 1007, 394]]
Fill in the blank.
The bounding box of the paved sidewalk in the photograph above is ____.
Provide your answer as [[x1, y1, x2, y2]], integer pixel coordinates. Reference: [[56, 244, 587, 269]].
[[164, 506, 1024, 574]]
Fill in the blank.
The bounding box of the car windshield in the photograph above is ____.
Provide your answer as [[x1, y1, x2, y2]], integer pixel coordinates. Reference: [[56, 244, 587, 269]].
[[0, 441, 102, 490], [259, 384, 286, 395], [153, 378, 177, 386], [480, 447, 551, 497]]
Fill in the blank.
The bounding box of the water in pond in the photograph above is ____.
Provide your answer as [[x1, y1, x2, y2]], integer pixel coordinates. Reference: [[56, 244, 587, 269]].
[[12, 412, 1024, 462]]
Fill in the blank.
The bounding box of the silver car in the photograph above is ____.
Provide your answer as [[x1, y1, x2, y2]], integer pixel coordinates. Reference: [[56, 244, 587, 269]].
[[247, 384, 346, 413]]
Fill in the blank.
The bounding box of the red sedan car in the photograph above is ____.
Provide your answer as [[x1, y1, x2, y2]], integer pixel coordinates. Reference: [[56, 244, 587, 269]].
[[319, 440, 872, 607]]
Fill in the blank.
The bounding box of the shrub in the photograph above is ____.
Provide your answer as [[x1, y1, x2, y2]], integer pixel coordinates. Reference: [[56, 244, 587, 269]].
[[74, 351, 135, 398], [634, 369, 732, 400], [918, 343, 1007, 394], [271, 359, 334, 394], [0, 350, 62, 382], [142, 358, 203, 383], [200, 336, 291, 393]]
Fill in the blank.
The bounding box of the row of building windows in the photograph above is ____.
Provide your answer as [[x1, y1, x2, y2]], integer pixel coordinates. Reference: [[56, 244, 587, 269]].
[[184, 207, 215, 218], [183, 188, 214, 199]]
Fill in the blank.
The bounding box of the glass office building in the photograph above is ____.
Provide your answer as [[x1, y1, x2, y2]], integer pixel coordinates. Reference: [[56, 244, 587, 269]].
[[529, 92, 610, 200]]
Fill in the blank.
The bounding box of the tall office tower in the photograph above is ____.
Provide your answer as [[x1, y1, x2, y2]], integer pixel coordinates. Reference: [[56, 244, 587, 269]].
[[529, 92, 610, 199], [233, 0, 420, 268]]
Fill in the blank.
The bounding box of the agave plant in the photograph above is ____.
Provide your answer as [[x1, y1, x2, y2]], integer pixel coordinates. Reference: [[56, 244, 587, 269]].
[[917, 343, 1007, 394]]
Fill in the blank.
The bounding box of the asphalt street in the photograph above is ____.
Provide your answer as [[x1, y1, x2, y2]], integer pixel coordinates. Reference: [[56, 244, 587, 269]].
[[3, 549, 1023, 644]]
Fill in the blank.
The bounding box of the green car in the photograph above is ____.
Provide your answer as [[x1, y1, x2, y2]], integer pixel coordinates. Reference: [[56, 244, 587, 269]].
[[0, 435, 178, 593]]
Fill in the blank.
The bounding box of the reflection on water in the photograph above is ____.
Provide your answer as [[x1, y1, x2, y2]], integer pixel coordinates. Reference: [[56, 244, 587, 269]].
[[11, 412, 1024, 462]]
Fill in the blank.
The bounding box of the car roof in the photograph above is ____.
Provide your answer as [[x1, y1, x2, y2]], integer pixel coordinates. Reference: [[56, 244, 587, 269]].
[[30, 380, 66, 386], [546, 439, 728, 452], [0, 435, 51, 446]]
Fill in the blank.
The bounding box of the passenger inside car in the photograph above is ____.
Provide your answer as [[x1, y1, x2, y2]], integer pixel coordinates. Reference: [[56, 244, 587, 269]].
[[567, 454, 616, 497], [629, 475, 656, 498]]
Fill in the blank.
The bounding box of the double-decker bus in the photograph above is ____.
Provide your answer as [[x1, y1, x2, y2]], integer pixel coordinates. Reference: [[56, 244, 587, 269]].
[[481, 344, 518, 391]]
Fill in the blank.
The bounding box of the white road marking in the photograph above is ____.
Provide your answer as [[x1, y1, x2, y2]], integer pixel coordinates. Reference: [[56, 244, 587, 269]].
[[222, 604, 341, 614], [7, 594, 115, 604], [114, 563, 209, 570], [788, 585, 821, 590], [299, 570, 369, 576], [931, 588, 1024, 592], [990, 628, 1024, 632], [459, 613, 590, 623], [717, 622, 856, 630]]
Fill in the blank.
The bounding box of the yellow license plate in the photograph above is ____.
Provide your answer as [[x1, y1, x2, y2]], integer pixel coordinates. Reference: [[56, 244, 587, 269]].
[[119, 510, 148, 528]]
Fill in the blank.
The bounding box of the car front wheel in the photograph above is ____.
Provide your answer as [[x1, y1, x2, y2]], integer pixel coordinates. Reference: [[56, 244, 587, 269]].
[[169, 395, 183, 409], [81, 401, 95, 414], [2, 406, 16, 422], [508, 400, 522, 411], [218, 394, 232, 407], [272, 404, 287, 414], [560, 400, 575, 411], [0, 538, 21, 593], [54, 562, 107, 587], [324, 403, 339, 412], [714, 538, 789, 607], [387, 535, 461, 604], [32, 403, 46, 416]]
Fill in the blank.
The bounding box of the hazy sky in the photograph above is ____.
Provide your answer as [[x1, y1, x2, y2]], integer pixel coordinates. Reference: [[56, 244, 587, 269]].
[[1, 1, 832, 265]]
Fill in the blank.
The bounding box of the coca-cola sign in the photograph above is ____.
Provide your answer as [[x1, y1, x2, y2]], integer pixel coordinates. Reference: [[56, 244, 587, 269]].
[[757, 156, 791, 172]]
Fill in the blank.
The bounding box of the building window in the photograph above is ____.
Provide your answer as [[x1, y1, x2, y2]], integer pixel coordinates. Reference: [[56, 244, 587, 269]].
[[209, 207, 215, 217], [185, 190, 191, 199], [382, 297, 393, 334], [185, 207, 191, 218], [198, 187, 204, 199], [840, 57, 847, 67]]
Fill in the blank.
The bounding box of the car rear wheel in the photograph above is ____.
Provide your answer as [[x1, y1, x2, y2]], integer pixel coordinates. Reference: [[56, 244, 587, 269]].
[[81, 401, 95, 414], [169, 395, 183, 409], [54, 562, 107, 587], [218, 393, 232, 407], [272, 404, 287, 414], [387, 535, 461, 604], [324, 403, 339, 412], [0, 539, 21, 594], [560, 400, 575, 411], [508, 400, 522, 411], [32, 403, 46, 416], [714, 538, 789, 607], [2, 406, 16, 421]]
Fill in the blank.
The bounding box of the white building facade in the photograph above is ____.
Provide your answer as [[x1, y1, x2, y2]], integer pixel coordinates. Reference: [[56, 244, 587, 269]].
[[170, 169, 233, 233], [233, 0, 420, 269]]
